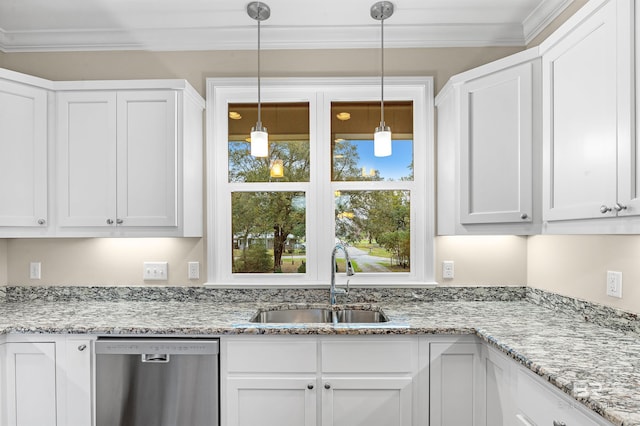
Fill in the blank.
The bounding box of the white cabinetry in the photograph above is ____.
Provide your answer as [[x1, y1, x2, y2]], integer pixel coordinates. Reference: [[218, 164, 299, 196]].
[[428, 336, 486, 426], [436, 49, 541, 235], [0, 71, 50, 236], [0, 335, 94, 426], [541, 0, 637, 231], [222, 336, 419, 426], [1, 341, 57, 426], [56, 81, 203, 237], [485, 344, 612, 426]]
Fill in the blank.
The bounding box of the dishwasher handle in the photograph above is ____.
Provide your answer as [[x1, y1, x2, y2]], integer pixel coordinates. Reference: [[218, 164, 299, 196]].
[[141, 353, 170, 363]]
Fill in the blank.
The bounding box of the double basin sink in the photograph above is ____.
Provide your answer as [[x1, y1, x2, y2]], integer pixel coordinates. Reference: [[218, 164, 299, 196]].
[[250, 305, 389, 324]]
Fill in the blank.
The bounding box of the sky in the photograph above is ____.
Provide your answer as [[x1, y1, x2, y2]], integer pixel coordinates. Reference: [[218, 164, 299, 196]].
[[346, 139, 413, 181]]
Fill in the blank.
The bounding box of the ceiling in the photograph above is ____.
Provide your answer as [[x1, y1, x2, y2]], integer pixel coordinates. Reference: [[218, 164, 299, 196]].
[[0, 0, 574, 52]]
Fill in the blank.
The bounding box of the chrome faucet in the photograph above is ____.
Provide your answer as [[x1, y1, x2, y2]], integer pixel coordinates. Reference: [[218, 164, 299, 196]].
[[330, 243, 354, 306]]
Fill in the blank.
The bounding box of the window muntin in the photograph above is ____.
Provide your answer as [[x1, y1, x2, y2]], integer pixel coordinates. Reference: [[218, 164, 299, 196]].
[[207, 78, 434, 286]]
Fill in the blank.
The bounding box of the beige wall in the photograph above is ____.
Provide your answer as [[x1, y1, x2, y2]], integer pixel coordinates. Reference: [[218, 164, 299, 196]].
[[6, 238, 204, 286], [528, 236, 640, 314], [0, 239, 7, 286], [0, 46, 524, 97]]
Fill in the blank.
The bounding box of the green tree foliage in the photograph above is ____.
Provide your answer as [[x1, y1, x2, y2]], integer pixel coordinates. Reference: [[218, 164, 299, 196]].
[[234, 243, 273, 273], [230, 139, 308, 272]]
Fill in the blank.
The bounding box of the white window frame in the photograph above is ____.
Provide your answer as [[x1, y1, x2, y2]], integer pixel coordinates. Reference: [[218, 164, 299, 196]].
[[206, 77, 435, 287]]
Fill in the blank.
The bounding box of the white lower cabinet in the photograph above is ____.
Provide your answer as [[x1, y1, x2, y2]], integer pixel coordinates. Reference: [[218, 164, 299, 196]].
[[428, 336, 486, 426], [222, 336, 419, 426], [0, 335, 94, 426]]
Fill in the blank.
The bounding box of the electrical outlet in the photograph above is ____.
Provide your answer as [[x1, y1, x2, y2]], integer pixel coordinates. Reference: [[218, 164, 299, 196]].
[[188, 261, 200, 280], [606, 271, 622, 298], [442, 261, 454, 279], [29, 262, 41, 280], [143, 262, 168, 281]]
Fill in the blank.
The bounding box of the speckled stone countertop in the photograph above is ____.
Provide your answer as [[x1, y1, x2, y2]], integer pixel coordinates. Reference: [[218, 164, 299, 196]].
[[0, 288, 639, 425]]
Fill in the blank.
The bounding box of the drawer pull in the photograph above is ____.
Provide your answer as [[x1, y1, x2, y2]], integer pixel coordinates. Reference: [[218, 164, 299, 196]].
[[77, 344, 87, 352]]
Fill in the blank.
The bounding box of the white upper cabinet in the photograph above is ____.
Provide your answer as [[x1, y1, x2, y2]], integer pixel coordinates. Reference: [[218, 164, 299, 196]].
[[541, 0, 637, 232], [436, 49, 541, 235], [0, 72, 50, 235], [56, 81, 204, 237]]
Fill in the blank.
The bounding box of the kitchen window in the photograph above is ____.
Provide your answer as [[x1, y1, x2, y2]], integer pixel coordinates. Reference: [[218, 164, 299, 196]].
[[206, 78, 434, 286]]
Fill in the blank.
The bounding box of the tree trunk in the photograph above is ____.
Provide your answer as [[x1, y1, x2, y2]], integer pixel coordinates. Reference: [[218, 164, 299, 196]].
[[273, 225, 287, 271]]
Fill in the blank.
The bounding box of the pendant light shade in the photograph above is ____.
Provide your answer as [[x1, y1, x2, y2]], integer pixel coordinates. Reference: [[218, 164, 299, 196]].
[[374, 125, 392, 157], [371, 1, 394, 157], [250, 128, 268, 157], [247, 2, 270, 158]]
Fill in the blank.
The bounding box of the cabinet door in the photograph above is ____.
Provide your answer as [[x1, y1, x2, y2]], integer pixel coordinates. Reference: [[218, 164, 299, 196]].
[[459, 62, 533, 225], [4, 342, 57, 426], [0, 80, 47, 228], [321, 377, 412, 426], [226, 377, 317, 426], [484, 348, 516, 426], [57, 91, 117, 227], [116, 91, 177, 227], [63, 339, 92, 426], [430, 341, 486, 426], [543, 0, 621, 221]]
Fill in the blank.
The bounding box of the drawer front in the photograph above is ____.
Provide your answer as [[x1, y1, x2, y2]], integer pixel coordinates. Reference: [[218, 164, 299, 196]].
[[516, 369, 599, 426], [225, 338, 317, 373], [321, 338, 416, 373]]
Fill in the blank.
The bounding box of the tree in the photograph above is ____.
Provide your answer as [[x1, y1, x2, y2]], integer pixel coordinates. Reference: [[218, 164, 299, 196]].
[[230, 139, 308, 272]]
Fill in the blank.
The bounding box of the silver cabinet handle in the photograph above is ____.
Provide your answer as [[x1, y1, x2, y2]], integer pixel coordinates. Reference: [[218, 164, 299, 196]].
[[553, 421, 566, 426], [614, 203, 627, 212], [77, 344, 87, 351], [116, 218, 124, 224], [37, 219, 46, 225], [324, 383, 331, 389], [600, 205, 612, 214], [307, 383, 314, 390], [106, 219, 114, 225]]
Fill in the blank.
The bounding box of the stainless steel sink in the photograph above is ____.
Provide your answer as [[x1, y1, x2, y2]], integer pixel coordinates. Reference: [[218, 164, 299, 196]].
[[249, 306, 389, 324], [250, 308, 332, 323], [335, 309, 388, 323]]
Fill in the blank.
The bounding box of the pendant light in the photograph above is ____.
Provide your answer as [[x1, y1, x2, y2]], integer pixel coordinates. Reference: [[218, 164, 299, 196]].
[[371, 1, 394, 157], [247, 2, 270, 157]]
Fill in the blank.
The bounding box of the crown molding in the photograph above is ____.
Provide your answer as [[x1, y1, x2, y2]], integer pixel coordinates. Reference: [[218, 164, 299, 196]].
[[0, 24, 528, 53]]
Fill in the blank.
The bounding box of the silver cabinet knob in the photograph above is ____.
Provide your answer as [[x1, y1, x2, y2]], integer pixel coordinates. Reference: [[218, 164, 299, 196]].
[[307, 383, 314, 390], [37, 218, 46, 225], [324, 383, 331, 389], [116, 218, 124, 224], [77, 344, 87, 352], [520, 213, 528, 220], [600, 205, 612, 214], [106, 219, 114, 225], [552, 421, 566, 426], [614, 203, 627, 212]]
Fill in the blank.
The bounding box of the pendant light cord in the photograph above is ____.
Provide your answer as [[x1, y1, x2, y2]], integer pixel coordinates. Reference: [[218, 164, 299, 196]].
[[257, 13, 262, 128], [380, 15, 385, 126]]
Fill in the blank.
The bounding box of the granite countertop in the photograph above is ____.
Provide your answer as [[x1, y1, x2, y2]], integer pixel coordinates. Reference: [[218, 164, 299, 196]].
[[0, 291, 638, 425]]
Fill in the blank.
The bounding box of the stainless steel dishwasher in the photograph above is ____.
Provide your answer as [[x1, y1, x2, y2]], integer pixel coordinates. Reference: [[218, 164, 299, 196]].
[[95, 338, 219, 426]]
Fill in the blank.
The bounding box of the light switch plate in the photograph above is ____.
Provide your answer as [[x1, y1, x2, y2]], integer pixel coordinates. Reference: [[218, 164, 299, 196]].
[[143, 262, 168, 281]]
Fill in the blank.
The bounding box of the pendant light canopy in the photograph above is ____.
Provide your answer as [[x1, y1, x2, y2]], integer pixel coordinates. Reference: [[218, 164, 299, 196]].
[[247, 2, 270, 157], [371, 1, 394, 157]]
